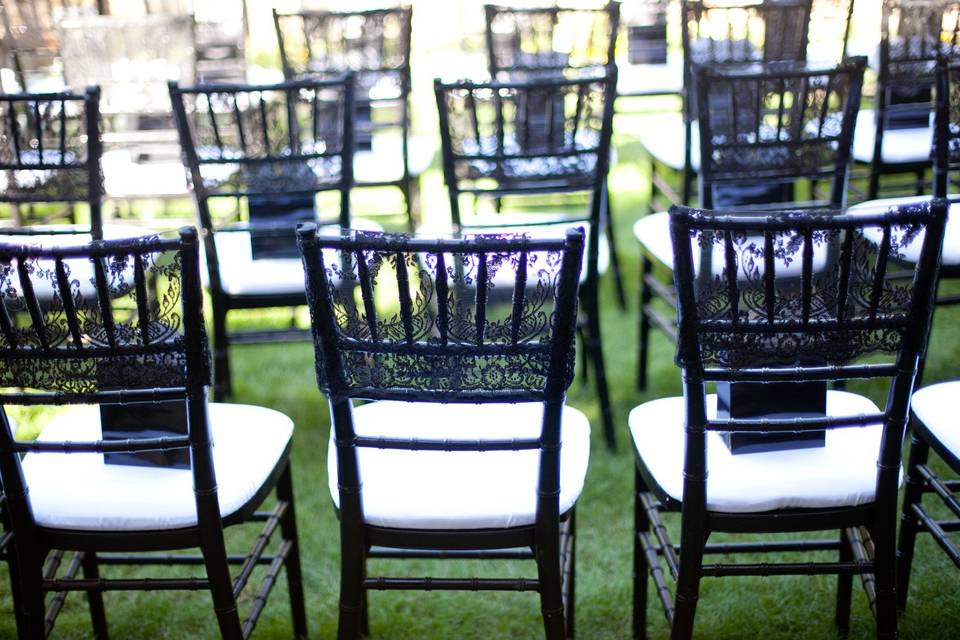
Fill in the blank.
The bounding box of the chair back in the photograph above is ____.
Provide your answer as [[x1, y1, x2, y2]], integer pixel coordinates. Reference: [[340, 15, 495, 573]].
[[273, 7, 412, 156], [435, 68, 616, 224], [695, 58, 865, 209], [876, 0, 960, 136], [484, 2, 620, 77], [169, 75, 354, 290], [669, 200, 947, 514], [299, 226, 584, 526], [933, 53, 960, 196], [58, 14, 195, 117], [0, 87, 103, 236], [0, 228, 218, 536]]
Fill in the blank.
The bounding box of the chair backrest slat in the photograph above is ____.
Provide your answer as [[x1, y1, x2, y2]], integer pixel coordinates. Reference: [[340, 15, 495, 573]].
[[53, 257, 82, 349], [510, 250, 528, 345]]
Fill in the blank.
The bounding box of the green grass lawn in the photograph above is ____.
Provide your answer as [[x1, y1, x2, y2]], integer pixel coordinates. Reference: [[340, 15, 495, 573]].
[[2, 128, 960, 639]]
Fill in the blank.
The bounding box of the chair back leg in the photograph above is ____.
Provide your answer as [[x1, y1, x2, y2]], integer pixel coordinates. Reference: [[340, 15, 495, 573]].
[[670, 530, 705, 640], [81, 553, 109, 638], [276, 465, 308, 638], [835, 528, 854, 632], [201, 539, 243, 639], [536, 536, 567, 640]]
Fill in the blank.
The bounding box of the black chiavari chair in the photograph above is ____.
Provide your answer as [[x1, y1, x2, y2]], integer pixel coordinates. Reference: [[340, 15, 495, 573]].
[[635, 57, 865, 389], [0, 228, 306, 638], [299, 226, 588, 640], [632, 199, 947, 640], [169, 74, 355, 400], [434, 67, 619, 449]]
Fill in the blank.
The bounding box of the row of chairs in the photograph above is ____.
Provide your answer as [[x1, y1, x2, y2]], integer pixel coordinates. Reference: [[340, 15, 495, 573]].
[[0, 197, 950, 639]]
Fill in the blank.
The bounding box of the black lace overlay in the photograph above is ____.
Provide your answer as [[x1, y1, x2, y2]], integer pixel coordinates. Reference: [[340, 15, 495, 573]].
[[883, 0, 960, 83], [176, 85, 349, 198], [439, 75, 610, 192], [0, 237, 210, 394], [0, 93, 99, 204], [485, 5, 617, 74], [305, 232, 577, 398], [681, 215, 926, 369]]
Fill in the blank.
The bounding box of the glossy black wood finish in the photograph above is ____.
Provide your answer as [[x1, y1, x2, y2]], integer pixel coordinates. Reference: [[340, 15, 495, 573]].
[[634, 200, 947, 640], [299, 226, 584, 640], [273, 6, 421, 229], [0, 228, 305, 638], [435, 68, 618, 450], [169, 75, 354, 400]]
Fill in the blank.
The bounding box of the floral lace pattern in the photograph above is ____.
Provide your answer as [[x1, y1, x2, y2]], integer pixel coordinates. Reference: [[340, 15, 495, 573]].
[[0, 238, 209, 394], [304, 232, 577, 398]]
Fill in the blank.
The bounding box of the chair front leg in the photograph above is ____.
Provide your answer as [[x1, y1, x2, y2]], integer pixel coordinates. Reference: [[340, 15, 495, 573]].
[[633, 468, 650, 640], [835, 528, 853, 633], [277, 464, 308, 639], [896, 429, 931, 611], [81, 552, 109, 639]]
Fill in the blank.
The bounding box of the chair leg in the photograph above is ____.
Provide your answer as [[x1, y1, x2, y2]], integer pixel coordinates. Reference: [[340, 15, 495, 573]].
[[211, 303, 231, 402], [872, 519, 899, 640], [633, 469, 650, 640], [835, 528, 853, 634], [603, 185, 627, 311], [18, 557, 47, 640], [536, 535, 567, 640], [82, 552, 109, 639], [565, 510, 576, 640], [337, 538, 366, 640], [277, 465, 308, 639], [202, 542, 243, 640], [867, 164, 881, 201], [400, 176, 417, 232], [896, 430, 930, 611], [670, 530, 705, 640], [585, 299, 616, 451], [637, 255, 653, 391], [647, 156, 658, 215], [576, 326, 589, 385]]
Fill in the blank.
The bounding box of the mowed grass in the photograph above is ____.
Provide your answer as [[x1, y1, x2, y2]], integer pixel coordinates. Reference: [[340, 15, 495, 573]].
[[2, 127, 960, 639]]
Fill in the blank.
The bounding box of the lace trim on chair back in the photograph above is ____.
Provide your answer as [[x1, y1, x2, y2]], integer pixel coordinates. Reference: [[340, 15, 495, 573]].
[[299, 229, 584, 402], [169, 76, 354, 224], [484, 2, 620, 76], [669, 201, 947, 373], [0, 88, 101, 207], [696, 59, 864, 208], [0, 231, 209, 398], [435, 70, 615, 200]]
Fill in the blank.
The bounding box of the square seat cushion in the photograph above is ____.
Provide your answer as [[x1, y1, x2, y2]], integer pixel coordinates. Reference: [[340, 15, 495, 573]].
[[636, 111, 699, 172], [417, 214, 609, 285], [21, 402, 293, 531], [846, 195, 960, 267], [911, 381, 960, 461], [630, 390, 892, 513], [633, 211, 830, 275], [211, 218, 382, 296], [328, 401, 591, 530], [852, 109, 933, 165], [353, 133, 435, 184]]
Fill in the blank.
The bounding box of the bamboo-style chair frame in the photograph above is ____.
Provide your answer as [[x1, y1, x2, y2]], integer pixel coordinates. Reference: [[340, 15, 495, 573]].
[[636, 57, 866, 389], [169, 74, 354, 400], [929, 52, 960, 305], [0, 87, 102, 235], [299, 226, 585, 640], [634, 199, 948, 640], [273, 6, 420, 229], [859, 0, 960, 201], [0, 228, 306, 638], [434, 68, 618, 449]]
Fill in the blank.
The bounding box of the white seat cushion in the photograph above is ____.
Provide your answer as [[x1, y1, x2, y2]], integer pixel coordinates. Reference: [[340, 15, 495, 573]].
[[328, 401, 591, 530], [630, 390, 893, 513], [852, 109, 933, 165], [617, 55, 684, 97], [847, 195, 960, 267], [353, 134, 435, 184], [102, 149, 189, 199], [417, 215, 608, 284], [636, 112, 699, 172], [21, 403, 293, 531], [911, 381, 960, 460], [212, 219, 382, 297], [633, 211, 830, 275]]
